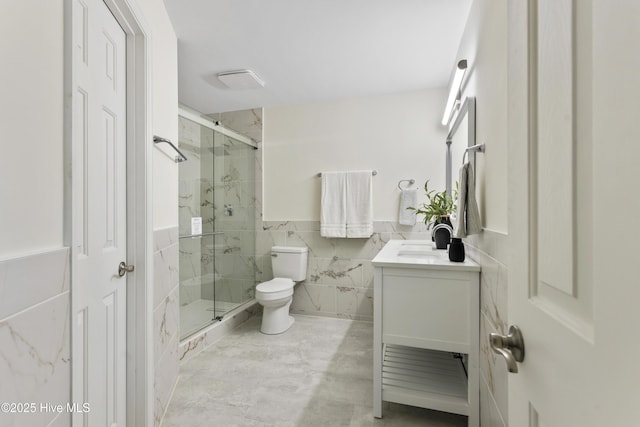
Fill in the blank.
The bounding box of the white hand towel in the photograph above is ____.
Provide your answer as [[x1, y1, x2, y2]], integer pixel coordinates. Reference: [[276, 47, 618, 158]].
[[455, 162, 482, 237], [320, 171, 347, 238], [345, 171, 373, 238], [398, 188, 417, 226]]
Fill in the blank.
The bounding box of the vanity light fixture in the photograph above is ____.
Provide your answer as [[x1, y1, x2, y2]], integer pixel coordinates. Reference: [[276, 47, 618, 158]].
[[217, 69, 265, 90], [441, 59, 468, 126]]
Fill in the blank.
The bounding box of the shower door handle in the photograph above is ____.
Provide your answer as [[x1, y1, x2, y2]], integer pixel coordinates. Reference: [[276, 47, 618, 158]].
[[178, 232, 225, 239]]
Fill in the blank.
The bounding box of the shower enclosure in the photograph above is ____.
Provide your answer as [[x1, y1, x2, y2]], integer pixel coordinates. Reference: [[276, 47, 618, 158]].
[[178, 109, 257, 340]]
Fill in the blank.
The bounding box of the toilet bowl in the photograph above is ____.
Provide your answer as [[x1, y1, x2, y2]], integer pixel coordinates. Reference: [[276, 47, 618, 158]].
[[255, 246, 308, 334], [256, 278, 295, 334]]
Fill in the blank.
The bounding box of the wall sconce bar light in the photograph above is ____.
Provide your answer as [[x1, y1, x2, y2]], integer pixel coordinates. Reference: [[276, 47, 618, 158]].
[[441, 59, 468, 126]]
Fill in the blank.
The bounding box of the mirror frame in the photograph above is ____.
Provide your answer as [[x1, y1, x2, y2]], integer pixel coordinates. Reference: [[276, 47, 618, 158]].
[[445, 96, 476, 199]]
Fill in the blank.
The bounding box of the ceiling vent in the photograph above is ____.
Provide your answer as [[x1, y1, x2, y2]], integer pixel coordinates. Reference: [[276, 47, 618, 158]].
[[216, 70, 265, 90]]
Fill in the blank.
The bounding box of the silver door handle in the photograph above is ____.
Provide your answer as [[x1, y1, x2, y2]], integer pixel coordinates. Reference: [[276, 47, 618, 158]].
[[489, 325, 525, 373], [118, 261, 135, 277]]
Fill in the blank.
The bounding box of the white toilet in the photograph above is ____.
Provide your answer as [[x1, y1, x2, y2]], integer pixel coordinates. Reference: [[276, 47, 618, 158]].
[[255, 246, 308, 334]]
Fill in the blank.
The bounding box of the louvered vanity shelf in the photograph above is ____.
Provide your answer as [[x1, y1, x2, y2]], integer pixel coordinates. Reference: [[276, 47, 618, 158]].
[[372, 240, 480, 427]]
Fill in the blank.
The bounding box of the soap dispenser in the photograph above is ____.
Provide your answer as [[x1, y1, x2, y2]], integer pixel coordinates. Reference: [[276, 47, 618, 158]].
[[449, 238, 465, 262]]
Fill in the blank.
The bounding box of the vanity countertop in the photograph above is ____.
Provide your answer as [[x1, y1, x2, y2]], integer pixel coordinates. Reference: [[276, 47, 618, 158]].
[[372, 239, 480, 272]]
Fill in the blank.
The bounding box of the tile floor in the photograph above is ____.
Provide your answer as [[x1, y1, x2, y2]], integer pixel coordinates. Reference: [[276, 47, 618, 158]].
[[162, 315, 467, 427]]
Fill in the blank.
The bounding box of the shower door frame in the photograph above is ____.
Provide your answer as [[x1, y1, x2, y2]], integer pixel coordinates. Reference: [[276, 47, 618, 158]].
[[178, 106, 258, 150]]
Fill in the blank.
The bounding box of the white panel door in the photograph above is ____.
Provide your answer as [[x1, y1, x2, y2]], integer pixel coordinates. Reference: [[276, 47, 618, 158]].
[[507, 1, 640, 426], [71, 0, 127, 425]]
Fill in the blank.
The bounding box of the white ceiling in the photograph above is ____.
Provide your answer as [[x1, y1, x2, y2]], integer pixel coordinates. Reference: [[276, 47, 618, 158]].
[[163, 0, 472, 115]]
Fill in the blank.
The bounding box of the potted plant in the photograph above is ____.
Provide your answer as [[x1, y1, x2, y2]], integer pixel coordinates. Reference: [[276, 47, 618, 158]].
[[408, 180, 457, 225], [408, 181, 458, 248]]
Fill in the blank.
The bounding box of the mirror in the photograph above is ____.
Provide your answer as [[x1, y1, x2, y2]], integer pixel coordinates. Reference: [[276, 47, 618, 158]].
[[445, 96, 476, 200]]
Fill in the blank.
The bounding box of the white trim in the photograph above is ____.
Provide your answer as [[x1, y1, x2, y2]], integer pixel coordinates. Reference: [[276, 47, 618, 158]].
[[64, 0, 153, 425], [178, 104, 258, 148]]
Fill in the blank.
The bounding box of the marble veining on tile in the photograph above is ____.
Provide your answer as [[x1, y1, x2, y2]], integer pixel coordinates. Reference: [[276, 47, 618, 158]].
[[154, 334, 179, 427], [154, 226, 180, 427], [308, 258, 364, 286], [154, 286, 179, 365], [336, 286, 374, 320], [291, 283, 337, 316], [0, 292, 70, 427], [178, 306, 258, 363], [255, 220, 438, 320]]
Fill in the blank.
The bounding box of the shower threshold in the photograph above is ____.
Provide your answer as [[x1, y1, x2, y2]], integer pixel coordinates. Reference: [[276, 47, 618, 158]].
[[180, 299, 244, 339]]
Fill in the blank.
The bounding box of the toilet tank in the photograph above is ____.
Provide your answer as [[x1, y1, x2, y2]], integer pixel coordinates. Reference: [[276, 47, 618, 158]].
[[271, 246, 308, 281]]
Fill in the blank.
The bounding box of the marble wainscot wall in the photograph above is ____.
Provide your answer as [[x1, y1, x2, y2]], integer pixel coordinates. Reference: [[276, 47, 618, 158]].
[[0, 248, 71, 427], [153, 226, 180, 427], [465, 231, 509, 427], [256, 221, 432, 321]]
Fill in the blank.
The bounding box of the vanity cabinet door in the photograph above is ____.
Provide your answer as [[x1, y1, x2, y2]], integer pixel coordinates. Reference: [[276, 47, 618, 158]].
[[381, 268, 477, 354]]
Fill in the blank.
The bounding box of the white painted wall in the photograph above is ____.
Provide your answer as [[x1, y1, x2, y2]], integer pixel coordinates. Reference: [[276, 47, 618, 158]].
[[455, 0, 508, 233], [451, 1, 509, 426], [137, 0, 179, 230], [0, 0, 65, 257], [0, 0, 178, 254], [591, 1, 640, 422], [263, 88, 449, 221]]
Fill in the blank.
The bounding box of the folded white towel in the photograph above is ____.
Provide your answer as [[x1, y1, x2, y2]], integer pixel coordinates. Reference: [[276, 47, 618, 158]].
[[345, 171, 373, 238], [398, 188, 417, 226], [320, 172, 347, 238], [455, 162, 482, 237]]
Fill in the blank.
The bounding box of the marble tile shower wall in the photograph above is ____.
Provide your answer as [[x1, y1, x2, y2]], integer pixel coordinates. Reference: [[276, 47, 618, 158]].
[[256, 221, 432, 321], [0, 248, 71, 427], [212, 108, 263, 145], [207, 135, 257, 304], [465, 233, 509, 427], [179, 113, 260, 306], [214, 109, 262, 304], [153, 226, 180, 427]]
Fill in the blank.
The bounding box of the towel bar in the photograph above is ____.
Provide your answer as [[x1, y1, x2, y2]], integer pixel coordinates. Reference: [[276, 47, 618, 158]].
[[153, 135, 188, 163], [397, 179, 415, 190], [462, 143, 485, 164], [317, 170, 377, 177]]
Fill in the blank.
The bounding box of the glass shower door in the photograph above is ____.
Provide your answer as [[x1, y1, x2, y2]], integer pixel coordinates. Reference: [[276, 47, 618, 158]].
[[178, 112, 257, 340], [211, 130, 256, 315], [178, 116, 217, 339]]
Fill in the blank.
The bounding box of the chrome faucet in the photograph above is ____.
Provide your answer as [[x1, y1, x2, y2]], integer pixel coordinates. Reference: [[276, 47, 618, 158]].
[[224, 204, 234, 216]]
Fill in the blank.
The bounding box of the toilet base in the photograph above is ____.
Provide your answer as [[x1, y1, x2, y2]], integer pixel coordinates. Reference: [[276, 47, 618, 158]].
[[260, 299, 294, 335]]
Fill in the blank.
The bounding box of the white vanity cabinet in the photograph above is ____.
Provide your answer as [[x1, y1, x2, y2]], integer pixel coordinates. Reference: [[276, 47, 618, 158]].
[[372, 240, 480, 426]]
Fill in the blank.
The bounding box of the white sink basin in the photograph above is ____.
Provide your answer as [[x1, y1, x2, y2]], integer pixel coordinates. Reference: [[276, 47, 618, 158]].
[[397, 243, 444, 257]]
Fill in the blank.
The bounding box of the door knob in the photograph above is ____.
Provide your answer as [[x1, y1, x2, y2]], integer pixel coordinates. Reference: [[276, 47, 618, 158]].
[[489, 325, 525, 373], [118, 261, 135, 277]]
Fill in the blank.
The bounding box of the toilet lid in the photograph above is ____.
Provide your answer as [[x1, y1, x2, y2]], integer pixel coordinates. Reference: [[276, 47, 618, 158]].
[[256, 278, 294, 293]]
